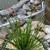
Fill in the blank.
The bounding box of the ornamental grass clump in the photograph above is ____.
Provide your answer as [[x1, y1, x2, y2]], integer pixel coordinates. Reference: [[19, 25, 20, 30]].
[[1, 19, 47, 50]]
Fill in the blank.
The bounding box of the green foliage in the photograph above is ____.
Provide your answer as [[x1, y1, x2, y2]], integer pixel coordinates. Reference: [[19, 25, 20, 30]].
[[1, 19, 46, 50]]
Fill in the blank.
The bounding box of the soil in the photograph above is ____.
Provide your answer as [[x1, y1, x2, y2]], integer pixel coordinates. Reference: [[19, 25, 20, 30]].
[[45, 0, 50, 24], [45, 0, 50, 20]]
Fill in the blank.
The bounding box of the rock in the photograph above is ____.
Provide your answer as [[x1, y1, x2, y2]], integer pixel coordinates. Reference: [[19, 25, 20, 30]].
[[19, 19, 26, 26], [11, 0, 29, 11], [22, 4, 31, 11], [27, 12, 32, 16], [27, 2, 31, 6], [35, 5, 42, 10], [0, 39, 4, 47], [30, 0, 34, 3], [6, 43, 16, 50], [38, 31, 46, 38], [9, 10, 17, 17], [6, 8, 14, 14], [32, 21, 44, 29], [2, 17, 7, 24], [17, 9, 27, 15], [44, 25, 50, 34], [0, 21, 2, 25], [34, 0, 41, 6], [0, 0, 29, 15], [0, 32, 7, 39], [17, 14, 26, 19]]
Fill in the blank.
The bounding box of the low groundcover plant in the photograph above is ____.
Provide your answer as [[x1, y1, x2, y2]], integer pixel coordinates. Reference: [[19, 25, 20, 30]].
[[0, 19, 47, 50]]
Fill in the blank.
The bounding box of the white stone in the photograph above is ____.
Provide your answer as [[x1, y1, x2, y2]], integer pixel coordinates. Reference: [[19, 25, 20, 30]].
[[27, 12, 32, 15], [17, 9, 27, 15], [17, 14, 26, 19], [44, 25, 50, 34], [27, 2, 31, 6], [34, 0, 41, 5], [30, 0, 34, 3], [23, 4, 31, 11], [0, 21, 2, 24], [48, 48, 50, 50]]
